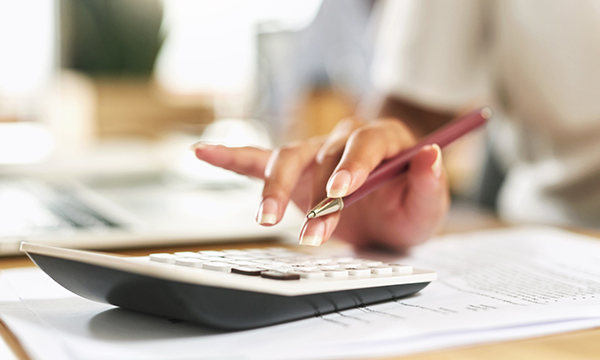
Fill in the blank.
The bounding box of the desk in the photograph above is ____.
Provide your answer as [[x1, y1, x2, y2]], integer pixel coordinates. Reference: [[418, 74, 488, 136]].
[[2, 208, 600, 360]]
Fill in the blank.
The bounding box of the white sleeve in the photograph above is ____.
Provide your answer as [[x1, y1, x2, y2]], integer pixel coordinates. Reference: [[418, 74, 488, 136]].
[[371, 0, 489, 112]]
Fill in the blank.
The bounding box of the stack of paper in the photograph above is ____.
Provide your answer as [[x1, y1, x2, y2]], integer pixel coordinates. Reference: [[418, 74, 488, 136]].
[[1, 226, 600, 360]]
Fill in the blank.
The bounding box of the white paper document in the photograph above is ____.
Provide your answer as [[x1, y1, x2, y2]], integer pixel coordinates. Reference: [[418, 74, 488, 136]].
[[2, 226, 600, 360]]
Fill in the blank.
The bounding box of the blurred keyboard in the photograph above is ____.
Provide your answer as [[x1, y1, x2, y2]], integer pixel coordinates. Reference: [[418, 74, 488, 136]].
[[0, 180, 121, 238]]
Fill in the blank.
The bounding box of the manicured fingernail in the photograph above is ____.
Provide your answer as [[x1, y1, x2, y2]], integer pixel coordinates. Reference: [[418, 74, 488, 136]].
[[190, 142, 208, 151], [299, 219, 325, 246], [326, 170, 352, 198], [431, 144, 442, 179], [256, 198, 278, 225]]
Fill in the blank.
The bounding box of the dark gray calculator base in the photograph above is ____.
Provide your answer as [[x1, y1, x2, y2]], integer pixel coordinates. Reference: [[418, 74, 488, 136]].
[[29, 253, 429, 330]]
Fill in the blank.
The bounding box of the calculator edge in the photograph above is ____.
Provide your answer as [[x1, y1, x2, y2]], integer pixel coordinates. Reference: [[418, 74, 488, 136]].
[[20, 242, 437, 297]]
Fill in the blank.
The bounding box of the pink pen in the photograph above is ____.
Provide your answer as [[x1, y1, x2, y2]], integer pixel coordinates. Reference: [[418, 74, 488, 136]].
[[306, 107, 492, 219]]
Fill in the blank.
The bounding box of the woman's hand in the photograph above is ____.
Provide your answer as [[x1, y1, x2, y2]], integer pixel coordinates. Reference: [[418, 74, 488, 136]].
[[193, 117, 449, 251]]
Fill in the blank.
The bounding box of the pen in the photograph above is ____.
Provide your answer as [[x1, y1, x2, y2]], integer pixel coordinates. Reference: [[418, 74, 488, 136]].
[[307, 107, 492, 219]]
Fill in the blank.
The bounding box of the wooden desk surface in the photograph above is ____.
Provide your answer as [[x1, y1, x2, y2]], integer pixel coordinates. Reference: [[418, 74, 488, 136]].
[[2, 211, 600, 360]]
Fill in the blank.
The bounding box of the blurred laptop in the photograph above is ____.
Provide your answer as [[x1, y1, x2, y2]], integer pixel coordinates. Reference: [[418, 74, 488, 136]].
[[0, 119, 303, 257], [0, 174, 302, 257]]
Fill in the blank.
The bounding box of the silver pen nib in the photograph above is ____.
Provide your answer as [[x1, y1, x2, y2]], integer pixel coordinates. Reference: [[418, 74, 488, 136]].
[[306, 197, 344, 219]]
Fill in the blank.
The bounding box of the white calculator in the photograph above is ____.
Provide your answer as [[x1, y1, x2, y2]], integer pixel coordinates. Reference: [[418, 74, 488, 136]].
[[20, 242, 436, 330]]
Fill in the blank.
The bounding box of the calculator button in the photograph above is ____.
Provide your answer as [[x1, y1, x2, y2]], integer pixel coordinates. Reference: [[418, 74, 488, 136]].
[[255, 264, 275, 270], [370, 266, 392, 275], [290, 264, 313, 269], [231, 267, 263, 276], [295, 266, 318, 271], [269, 261, 291, 267], [221, 250, 247, 255], [314, 259, 334, 265], [223, 255, 254, 261], [227, 260, 256, 267], [344, 264, 369, 269], [255, 264, 286, 271], [202, 262, 232, 272], [339, 263, 363, 268], [256, 261, 290, 268], [251, 256, 276, 261], [244, 249, 270, 254], [348, 268, 371, 277], [264, 248, 293, 254], [323, 269, 349, 278], [247, 258, 267, 262], [388, 264, 413, 275], [289, 261, 312, 267], [250, 251, 276, 256], [149, 253, 176, 264], [174, 252, 203, 258], [261, 270, 301, 280], [175, 258, 204, 268], [362, 260, 383, 267], [253, 260, 280, 265], [198, 251, 225, 257], [294, 270, 325, 279], [317, 265, 339, 270], [199, 256, 220, 262], [271, 254, 297, 260]]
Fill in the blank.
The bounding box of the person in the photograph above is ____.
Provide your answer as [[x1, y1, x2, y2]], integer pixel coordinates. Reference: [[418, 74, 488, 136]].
[[193, 0, 600, 251]]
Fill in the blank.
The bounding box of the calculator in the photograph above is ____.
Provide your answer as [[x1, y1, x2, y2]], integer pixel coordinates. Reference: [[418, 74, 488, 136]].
[[20, 242, 436, 330]]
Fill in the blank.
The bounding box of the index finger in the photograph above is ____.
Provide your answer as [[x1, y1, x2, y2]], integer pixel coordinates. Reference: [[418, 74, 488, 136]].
[[325, 120, 416, 198], [193, 143, 271, 179]]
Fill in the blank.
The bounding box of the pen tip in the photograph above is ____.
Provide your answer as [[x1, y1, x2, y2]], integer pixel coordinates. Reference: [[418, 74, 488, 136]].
[[307, 211, 316, 219]]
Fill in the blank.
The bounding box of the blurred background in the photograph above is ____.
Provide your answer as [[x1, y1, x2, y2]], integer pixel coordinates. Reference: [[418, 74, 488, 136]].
[[0, 0, 489, 219]]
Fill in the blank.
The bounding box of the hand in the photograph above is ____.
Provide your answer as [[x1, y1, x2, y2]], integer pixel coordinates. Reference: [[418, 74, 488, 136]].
[[193, 117, 449, 251]]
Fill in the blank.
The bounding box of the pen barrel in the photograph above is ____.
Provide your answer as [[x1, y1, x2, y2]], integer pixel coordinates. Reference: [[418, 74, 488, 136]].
[[343, 108, 489, 207]]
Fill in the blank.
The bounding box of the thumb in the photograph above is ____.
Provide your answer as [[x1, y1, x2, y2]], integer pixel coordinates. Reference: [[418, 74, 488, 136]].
[[402, 144, 450, 237]]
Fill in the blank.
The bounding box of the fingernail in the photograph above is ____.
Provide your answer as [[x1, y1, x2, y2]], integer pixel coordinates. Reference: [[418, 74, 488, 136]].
[[326, 170, 352, 198], [299, 219, 325, 246], [431, 144, 442, 179], [190, 142, 208, 151], [256, 198, 278, 225]]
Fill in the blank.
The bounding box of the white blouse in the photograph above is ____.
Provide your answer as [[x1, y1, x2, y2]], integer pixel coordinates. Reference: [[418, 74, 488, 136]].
[[372, 0, 600, 227]]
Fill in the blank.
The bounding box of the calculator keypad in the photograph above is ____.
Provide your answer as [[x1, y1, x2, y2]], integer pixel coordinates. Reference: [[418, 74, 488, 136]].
[[149, 247, 413, 281]]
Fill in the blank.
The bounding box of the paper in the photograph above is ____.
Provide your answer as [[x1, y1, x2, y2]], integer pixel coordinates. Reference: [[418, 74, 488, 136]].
[[2, 226, 600, 360]]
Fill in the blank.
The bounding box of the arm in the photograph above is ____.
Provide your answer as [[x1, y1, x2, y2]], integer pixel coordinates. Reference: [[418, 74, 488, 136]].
[[194, 95, 452, 251]]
